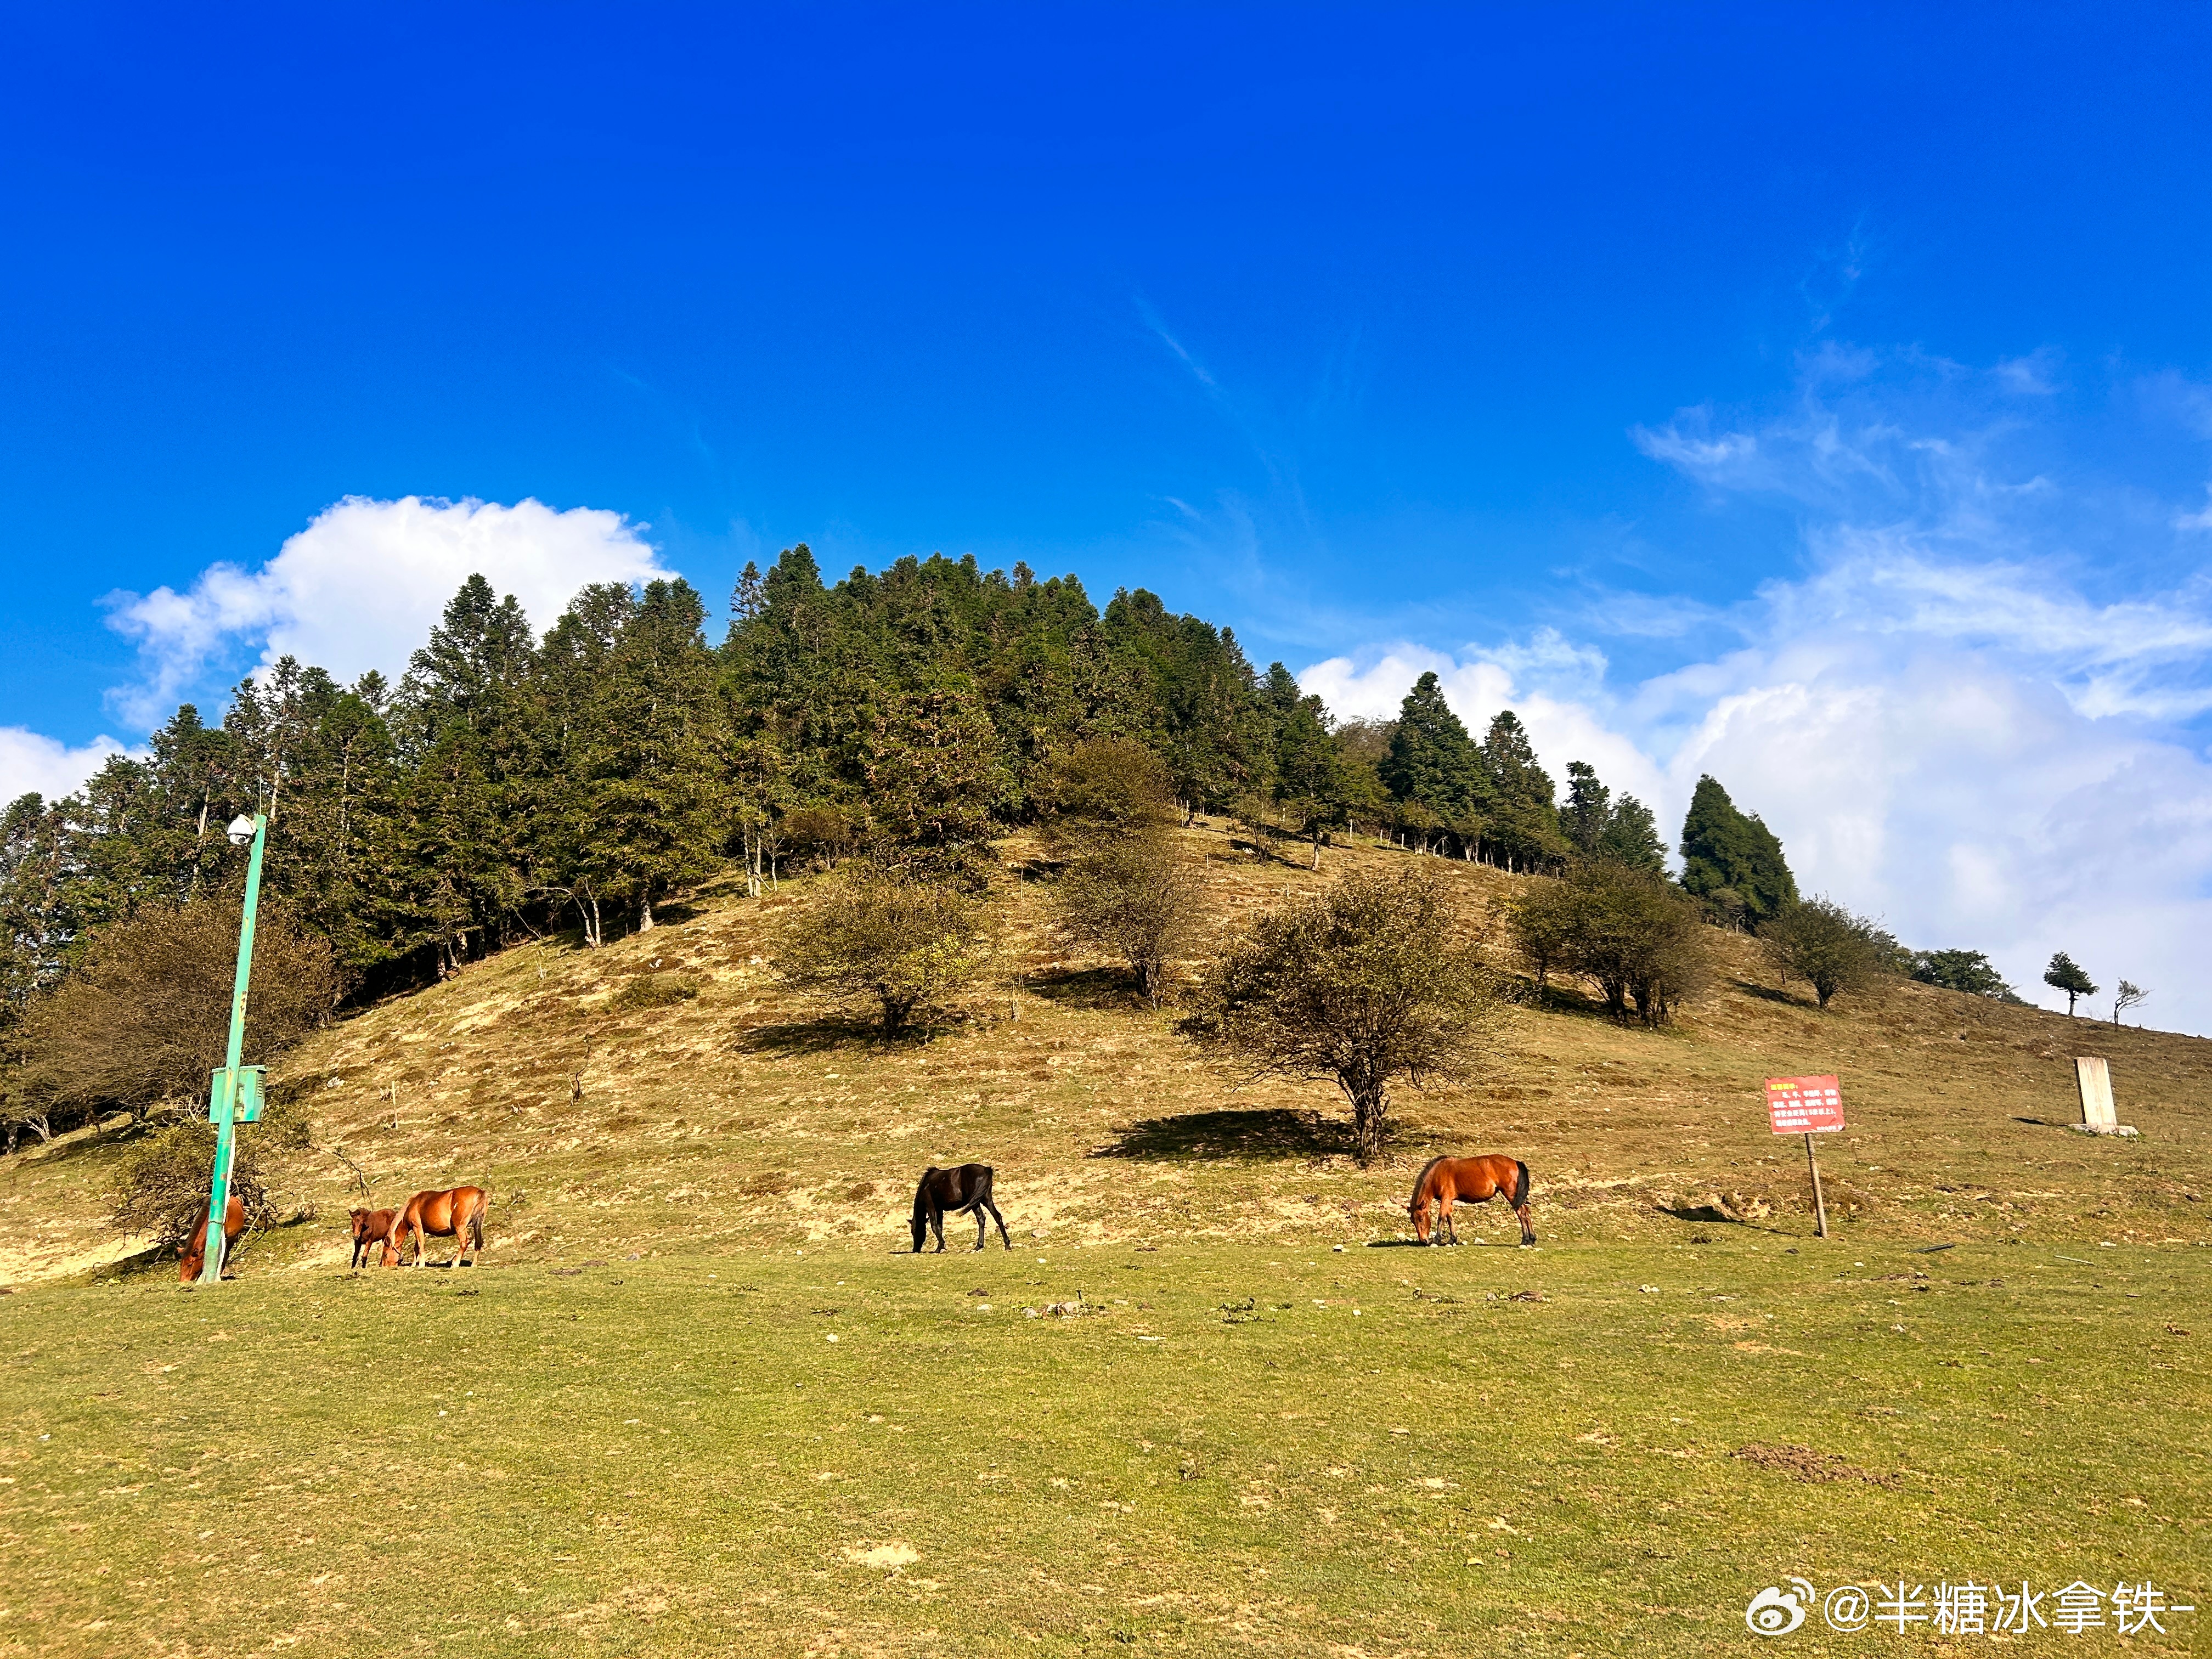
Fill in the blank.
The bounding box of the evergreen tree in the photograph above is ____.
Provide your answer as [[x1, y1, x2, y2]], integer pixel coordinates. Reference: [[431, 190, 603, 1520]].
[[1595, 794, 1667, 874], [1480, 710, 1565, 870], [1378, 673, 1485, 845], [1559, 761, 1610, 854], [1909, 949, 2016, 1000], [1265, 665, 1360, 868], [562, 579, 727, 933], [1678, 775, 1797, 927]]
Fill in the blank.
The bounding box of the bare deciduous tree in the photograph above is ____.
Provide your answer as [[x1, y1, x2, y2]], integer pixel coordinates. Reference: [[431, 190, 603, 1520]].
[[2113, 980, 2149, 1026], [19, 898, 340, 1123], [1184, 866, 1499, 1163]]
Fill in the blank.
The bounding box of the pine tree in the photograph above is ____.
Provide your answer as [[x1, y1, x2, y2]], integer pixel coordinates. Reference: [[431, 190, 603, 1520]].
[[1480, 710, 1565, 870], [1378, 673, 1485, 847], [1679, 775, 1797, 927], [1596, 794, 1667, 874], [567, 579, 727, 932], [1559, 761, 1610, 854], [1266, 665, 1359, 868]]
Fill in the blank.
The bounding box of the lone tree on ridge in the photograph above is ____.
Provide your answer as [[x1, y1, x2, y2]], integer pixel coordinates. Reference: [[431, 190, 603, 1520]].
[[2043, 951, 2097, 1017]]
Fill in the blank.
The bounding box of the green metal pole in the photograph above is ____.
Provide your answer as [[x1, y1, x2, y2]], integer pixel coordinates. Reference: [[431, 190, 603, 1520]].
[[198, 813, 267, 1285]]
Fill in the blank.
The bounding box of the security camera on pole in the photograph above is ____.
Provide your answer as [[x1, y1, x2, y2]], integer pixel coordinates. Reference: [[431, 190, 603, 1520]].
[[197, 811, 269, 1285]]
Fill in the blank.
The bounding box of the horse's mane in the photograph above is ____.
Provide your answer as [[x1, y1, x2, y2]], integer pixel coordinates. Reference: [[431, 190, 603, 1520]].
[[1408, 1155, 1451, 1207]]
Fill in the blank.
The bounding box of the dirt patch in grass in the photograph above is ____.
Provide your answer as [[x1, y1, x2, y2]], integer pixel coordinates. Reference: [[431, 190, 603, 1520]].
[[1732, 1442, 1901, 1487]]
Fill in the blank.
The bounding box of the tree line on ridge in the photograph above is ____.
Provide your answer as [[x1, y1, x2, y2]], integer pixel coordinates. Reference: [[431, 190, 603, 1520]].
[[0, 546, 2051, 1144]]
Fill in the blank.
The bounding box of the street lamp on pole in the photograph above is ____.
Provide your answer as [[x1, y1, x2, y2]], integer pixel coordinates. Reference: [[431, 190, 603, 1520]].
[[197, 812, 268, 1284]]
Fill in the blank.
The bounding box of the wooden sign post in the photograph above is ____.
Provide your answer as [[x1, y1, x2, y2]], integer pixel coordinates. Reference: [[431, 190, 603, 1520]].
[[1765, 1075, 1844, 1239]]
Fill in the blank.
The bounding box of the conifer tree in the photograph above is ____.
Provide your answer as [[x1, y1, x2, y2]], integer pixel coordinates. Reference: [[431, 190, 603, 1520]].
[[1266, 666, 1360, 867], [1595, 794, 1667, 874], [1678, 775, 1797, 927], [1559, 761, 1610, 854], [1379, 673, 1485, 848], [1480, 710, 1565, 870]]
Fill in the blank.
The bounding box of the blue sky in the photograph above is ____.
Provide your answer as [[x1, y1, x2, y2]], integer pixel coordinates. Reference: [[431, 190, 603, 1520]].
[[6, 5, 2212, 1025]]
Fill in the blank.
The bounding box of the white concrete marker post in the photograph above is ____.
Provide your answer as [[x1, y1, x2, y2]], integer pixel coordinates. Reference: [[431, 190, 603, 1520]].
[[2072, 1057, 2137, 1137]]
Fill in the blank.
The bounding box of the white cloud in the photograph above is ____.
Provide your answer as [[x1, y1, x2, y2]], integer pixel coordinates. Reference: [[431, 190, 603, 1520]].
[[0, 727, 131, 807], [1308, 348, 2212, 1033], [104, 495, 672, 725]]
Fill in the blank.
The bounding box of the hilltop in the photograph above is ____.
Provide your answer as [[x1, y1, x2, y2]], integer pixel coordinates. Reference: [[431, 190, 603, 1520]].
[[6, 820, 2205, 1282]]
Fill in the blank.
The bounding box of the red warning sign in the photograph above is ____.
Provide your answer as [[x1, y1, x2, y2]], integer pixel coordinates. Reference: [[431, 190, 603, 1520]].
[[1767, 1074, 1844, 1134]]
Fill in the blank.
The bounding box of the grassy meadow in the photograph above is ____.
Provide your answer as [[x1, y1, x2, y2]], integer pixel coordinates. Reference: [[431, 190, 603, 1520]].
[[2, 823, 2208, 1655]]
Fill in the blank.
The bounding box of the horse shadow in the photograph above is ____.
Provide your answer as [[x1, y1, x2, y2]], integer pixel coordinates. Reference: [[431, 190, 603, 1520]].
[[1089, 1107, 1354, 1163]]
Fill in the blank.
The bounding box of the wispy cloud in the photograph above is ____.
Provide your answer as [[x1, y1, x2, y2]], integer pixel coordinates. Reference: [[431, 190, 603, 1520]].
[[1310, 345, 2212, 1032], [1135, 297, 1219, 391]]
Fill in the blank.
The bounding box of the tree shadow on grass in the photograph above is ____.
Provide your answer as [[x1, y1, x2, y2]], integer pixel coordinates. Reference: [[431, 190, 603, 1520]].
[[1024, 966, 1145, 1012], [1089, 1107, 1354, 1163], [1509, 977, 1618, 1023], [8, 1113, 146, 1169], [1731, 978, 1804, 1007], [736, 1016, 934, 1057]]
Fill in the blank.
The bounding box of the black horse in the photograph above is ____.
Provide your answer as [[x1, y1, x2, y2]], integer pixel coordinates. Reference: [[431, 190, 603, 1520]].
[[910, 1164, 1012, 1253]]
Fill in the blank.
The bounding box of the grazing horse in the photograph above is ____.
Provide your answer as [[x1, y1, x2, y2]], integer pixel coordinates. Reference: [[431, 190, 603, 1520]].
[[1408, 1155, 1535, 1246], [910, 1164, 1012, 1253], [348, 1207, 399, 1269], [390, 1186, 490, 1267], [178, 1193, 246, 1282]]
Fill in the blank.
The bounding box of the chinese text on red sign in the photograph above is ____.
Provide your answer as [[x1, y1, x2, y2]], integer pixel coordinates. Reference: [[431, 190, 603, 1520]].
[[1767, 1075, 1844, 1134]]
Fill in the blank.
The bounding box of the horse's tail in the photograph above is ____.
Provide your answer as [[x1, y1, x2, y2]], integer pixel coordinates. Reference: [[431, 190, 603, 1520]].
[[1511, 1159, 1531, 1209], [1409, 1155, 1448, 1213]]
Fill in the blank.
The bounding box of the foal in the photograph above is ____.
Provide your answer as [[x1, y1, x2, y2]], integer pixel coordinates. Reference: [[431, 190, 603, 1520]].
[[1408, 1154, 1536, 1246], [910, 1164, 1012, 1252], [348, 1207, 399, 1269]]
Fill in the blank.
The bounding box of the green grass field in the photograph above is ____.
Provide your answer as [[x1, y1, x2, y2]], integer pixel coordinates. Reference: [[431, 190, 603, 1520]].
[[4, 832, 2210, 1655], [5, 1233, 2205, 1656]]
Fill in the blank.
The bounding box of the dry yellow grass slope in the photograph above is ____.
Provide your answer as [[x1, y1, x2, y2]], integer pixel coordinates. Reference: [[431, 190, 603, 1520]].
[[5, 820, 2208, 1281]]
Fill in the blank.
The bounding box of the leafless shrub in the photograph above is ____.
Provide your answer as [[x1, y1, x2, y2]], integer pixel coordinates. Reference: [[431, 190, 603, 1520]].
[[20, 898, 340, 1121]]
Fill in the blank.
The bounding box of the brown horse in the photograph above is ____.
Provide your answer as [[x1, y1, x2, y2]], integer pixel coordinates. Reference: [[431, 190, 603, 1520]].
[[390, 1186, 489, 1267], [1409, 1155, 1534, 1246], [348, 1207, 399, 1269], [910, 1164, 1012, 1252], [178, 1193, 246, 1282]]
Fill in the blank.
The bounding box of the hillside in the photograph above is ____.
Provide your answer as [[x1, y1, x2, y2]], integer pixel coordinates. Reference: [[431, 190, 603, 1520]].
[[6, 823, 2209, 1656], [5, 821, 2206, 1281]]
